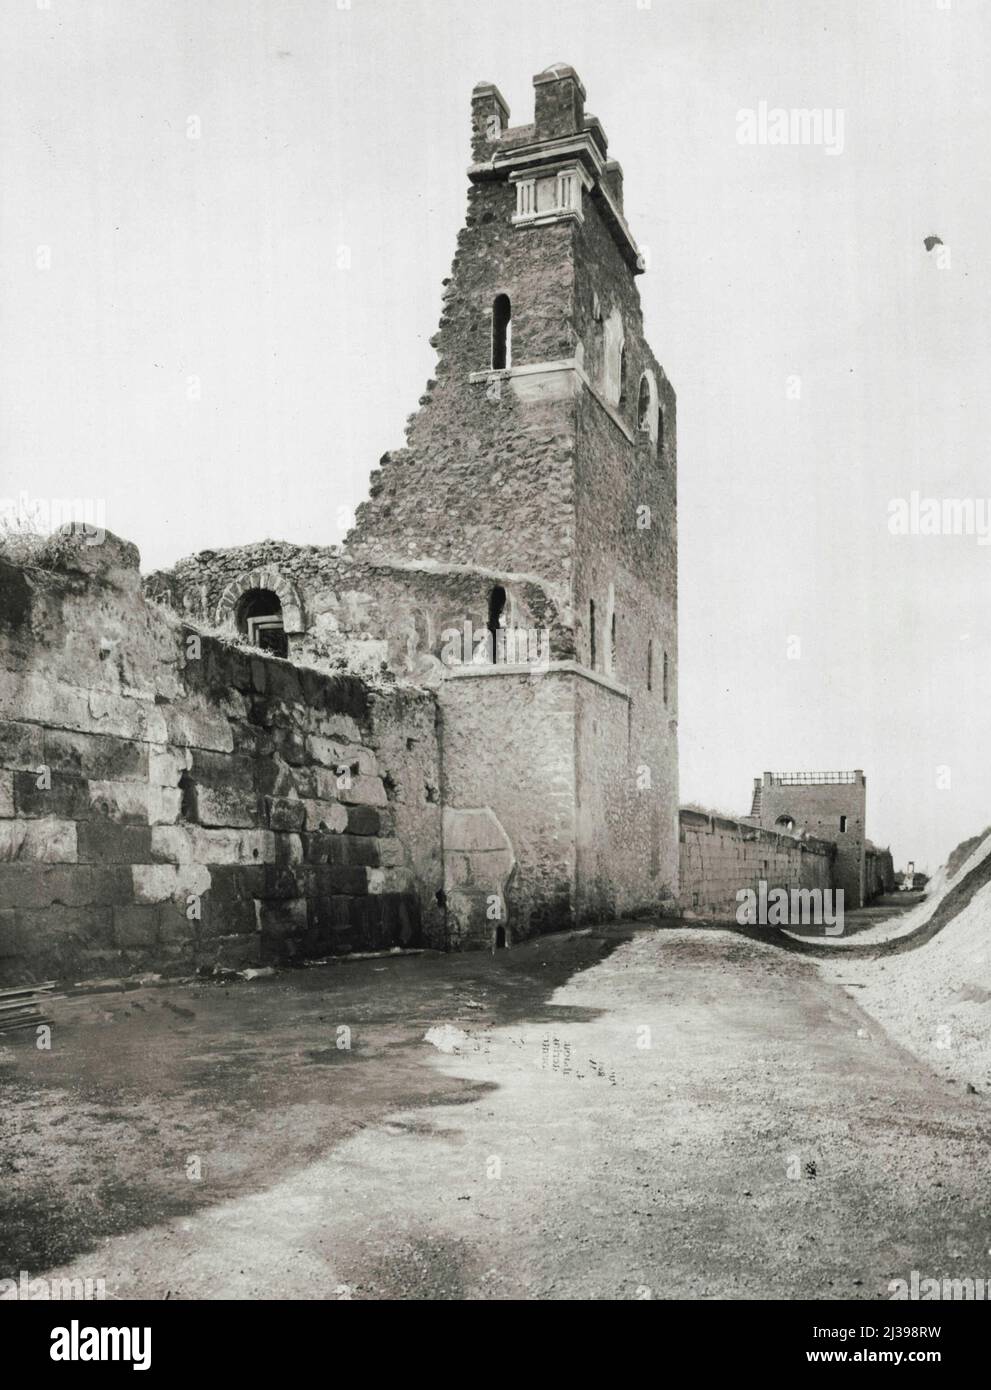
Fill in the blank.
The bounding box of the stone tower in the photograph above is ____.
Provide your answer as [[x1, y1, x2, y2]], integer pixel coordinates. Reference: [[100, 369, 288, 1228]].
[[753, 771, 867, 909], [348, 65, 680, 939], [149, 65, 680, 947]]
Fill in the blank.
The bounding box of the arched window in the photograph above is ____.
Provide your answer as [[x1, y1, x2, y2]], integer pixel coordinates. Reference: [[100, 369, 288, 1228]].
[[775, 815, 796, 832], [236, 588, 288, 658], [487, 585, 507, 662], [492, 294, 512, 370], [637, 375, 651, 431]]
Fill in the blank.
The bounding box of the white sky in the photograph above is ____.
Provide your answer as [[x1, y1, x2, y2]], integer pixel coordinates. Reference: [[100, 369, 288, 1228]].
[[2, 0, 989, 872]]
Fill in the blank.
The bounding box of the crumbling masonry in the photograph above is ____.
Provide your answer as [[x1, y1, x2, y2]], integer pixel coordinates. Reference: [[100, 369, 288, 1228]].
[[0, 67, 680, 982]]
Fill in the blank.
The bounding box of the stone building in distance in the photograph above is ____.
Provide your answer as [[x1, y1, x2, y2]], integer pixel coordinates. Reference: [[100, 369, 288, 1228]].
[[148, 64, 681, 949], [749, 770, 894, 909]]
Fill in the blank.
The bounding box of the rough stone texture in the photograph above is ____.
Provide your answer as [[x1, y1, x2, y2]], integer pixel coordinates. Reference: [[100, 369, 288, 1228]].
[[754, 772, 868, 909], [0, 530, 439, 985], [679, 810, 834, 917], [439, 671, 576, 943], [145, 67, 681, 943]]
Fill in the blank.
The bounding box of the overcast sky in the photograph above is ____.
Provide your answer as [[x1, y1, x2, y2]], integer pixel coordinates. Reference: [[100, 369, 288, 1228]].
[[2, 0, 989, 872]]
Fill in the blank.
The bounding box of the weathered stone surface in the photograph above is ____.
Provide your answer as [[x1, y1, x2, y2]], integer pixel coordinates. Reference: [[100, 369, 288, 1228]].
[[113, 905, 160, 948], [264, 797, 306, 833], [0, 720, 44, 771], [77, 821, 152, 865], [0, 818, 77, 864], [301, 799, 348, 833], [132, 862, 212, 905], [87, 780, 152, 824], [45, 728, 149, 781], [194, 785, 259, 829]]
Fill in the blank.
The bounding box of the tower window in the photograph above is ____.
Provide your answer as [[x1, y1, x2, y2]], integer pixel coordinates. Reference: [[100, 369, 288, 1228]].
[[610, 612, 617, 673], [491, 294, 512, 370], [647, 639, 653, 691], [658, 405, 665, 455], [663, 649, 669, 706], [236, 588, 288, 659], [839, 815, 848, 832], [487, 585, 507, 662], [637, 375, 651, 431], [618, 344, 628, 406], [589, 599, 596, 670]]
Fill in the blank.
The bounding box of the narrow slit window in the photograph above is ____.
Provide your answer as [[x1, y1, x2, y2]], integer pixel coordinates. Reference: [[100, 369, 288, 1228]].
[[657, 405, 665, 455], [839, 815, 848, 832], [663, 649, 669, 706], [610, 612, 617, 673], [491, 294, 512, 370], [647, 639, 653, 691], [589, 599, 596, 670], [487, 585, 507, 662]]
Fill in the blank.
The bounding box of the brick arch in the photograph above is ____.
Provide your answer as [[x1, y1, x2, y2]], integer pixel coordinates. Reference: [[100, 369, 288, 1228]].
[[216, 568, 305, 634]]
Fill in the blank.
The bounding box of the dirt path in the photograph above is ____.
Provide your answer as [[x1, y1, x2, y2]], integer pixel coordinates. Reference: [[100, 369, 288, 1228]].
[[2, 924, 989, 1300]]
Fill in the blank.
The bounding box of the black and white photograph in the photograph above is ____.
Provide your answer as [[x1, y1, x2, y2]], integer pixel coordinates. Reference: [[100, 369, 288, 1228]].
[[1, 0, 989, 1349]]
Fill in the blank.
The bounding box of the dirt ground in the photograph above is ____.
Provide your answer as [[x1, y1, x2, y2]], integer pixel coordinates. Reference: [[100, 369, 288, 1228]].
[[1, 916, 989, 1300]]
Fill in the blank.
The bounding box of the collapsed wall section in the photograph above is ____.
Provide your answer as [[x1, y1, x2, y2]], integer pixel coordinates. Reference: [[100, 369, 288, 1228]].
[[0, 532, 443, 986]]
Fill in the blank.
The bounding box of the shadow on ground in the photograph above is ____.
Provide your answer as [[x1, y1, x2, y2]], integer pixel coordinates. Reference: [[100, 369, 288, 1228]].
[[0, 924, 638, 1277]]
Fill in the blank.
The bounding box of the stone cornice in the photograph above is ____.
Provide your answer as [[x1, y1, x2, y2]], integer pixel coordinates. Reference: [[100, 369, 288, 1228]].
[[443, 658, 630, 700]]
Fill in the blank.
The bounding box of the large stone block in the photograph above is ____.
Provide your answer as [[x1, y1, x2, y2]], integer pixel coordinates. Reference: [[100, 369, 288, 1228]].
[[0, 720, 44, 772], [0, 818, 77, 863], [337, 775, 388, 808], [301, 799, 348, 833], [345, 805, 381, 836], [307, 736, 378, 776], [44, 728, 149, 781], [189, 749, 255, 791], [0, 771, 12, 818], [255, 896, 307, 938], [76, 820, 152, 864], [164, 702, 234, 753], [13, 770, 90, 819], [87, 780, 152, 824], [0, 864, 131, 908], [264, 797, 306, 833], [132, 862, 212, 904], [113, 905, 160, 948], [194, 785, 259, 829], [150, 824, 276, 865]]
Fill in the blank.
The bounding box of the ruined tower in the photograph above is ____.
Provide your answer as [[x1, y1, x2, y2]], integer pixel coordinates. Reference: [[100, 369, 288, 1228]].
[[348, 64, 679, 937], [150, 65, 680, 947]]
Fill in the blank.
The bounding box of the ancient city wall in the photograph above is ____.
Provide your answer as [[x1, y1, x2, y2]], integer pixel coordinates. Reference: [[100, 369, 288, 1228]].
[[679, 809, 834, 917], [0, 531, 443, 986]]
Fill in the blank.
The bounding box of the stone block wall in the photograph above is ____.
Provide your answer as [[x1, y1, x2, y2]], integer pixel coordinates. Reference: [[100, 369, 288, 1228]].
[[438, 668, 577, 945], [0, 533, 442, 986], [679, 810, 834, 918]]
